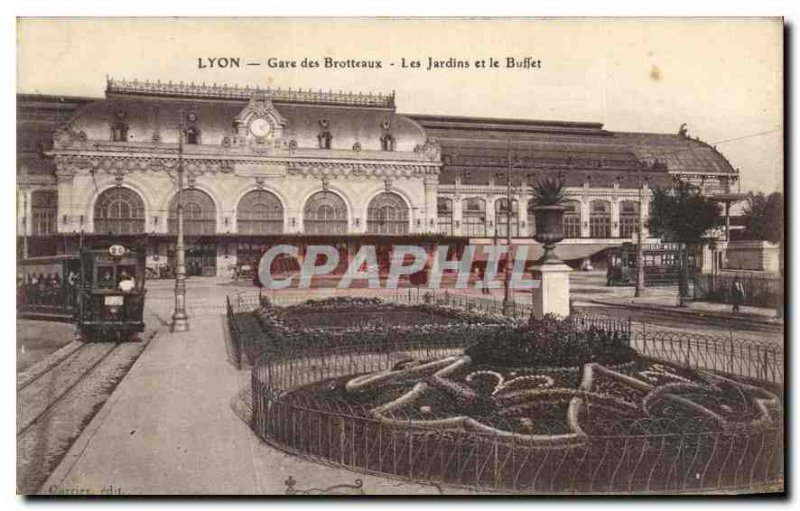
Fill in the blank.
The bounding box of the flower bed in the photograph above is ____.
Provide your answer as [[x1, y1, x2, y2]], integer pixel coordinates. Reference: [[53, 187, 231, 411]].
[[256, 348, 782, 493], [466, 315, 635, 368], [242, 297, 516, 362], [287, 353, 780, 441], [247, 304, 782, 493]]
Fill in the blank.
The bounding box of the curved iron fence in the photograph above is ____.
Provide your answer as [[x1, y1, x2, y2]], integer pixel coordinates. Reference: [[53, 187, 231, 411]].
[[693, 274, 783, 309], [250, 341, 783, 494], [228, 291, 784, 493]]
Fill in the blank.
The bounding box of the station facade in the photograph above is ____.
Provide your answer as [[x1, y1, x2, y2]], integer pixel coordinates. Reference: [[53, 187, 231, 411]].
[[17, 79, 740, 277]]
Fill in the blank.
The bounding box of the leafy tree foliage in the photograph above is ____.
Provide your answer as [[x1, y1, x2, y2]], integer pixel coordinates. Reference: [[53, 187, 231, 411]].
[[646, 182, 722, 244], [741, 192, 783, 244], [646, 182, 722, 300]]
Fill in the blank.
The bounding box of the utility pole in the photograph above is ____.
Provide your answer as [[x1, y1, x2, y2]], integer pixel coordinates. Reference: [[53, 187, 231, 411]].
[[502, 142, 513, 313], [171, 111, 189, 332], [22, 192, 28, 259], [634, 168, 645, 298]]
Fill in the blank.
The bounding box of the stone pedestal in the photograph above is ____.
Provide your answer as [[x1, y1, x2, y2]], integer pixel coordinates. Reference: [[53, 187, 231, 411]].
[[531, 262, 572, 319]]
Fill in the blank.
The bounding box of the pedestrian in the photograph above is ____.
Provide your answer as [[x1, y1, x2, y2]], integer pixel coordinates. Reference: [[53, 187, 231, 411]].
[[731, 276, 745, 313], [478, 265, 490, 295]]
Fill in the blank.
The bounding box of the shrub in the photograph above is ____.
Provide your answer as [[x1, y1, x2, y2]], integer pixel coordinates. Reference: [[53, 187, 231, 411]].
[[465, 315, 635, 368]]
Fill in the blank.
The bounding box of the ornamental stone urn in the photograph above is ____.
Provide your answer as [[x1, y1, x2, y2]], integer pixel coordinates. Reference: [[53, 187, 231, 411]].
[[533, 205, 567, 264]]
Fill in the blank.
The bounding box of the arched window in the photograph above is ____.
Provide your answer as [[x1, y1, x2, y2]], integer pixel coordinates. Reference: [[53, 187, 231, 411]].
[[494, 198, 519, 237], [304, 191, 347, 234], [318, 131, 333, 149], [380, 133, 395, 151], [437, 197, 453, 236], [589, 199, 611, 238], [111, 123, 128, 142], [619, 200, 640, 238], [31, 190, 58, 236], [185, 126, 200, 145], [564, 200, 582, 238], [168, 189, 216, 235], [237, 190, 284, 235], [462, 198, 487, 237], [94, 187, 145, 235], [367, 192, 409, 235]]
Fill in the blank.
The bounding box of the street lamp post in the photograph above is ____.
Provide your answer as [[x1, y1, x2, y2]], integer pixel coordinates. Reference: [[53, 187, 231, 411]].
[[171, 111, 189, 332], [22, 192, 28, 259], [634, 169, 645, 298], [502, 146, 513, 314]]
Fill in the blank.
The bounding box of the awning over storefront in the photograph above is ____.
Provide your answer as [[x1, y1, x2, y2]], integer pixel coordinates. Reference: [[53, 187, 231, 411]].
[[470, 242, 617, 262]]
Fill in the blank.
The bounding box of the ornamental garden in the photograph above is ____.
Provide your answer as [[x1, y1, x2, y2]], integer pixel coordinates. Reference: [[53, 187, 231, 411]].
[[227, 295, 783, 494]]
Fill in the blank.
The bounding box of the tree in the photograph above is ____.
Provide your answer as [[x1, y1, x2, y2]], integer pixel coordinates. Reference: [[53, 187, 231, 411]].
[[741, 192, 783, 244], [646, 182, 722, 301]]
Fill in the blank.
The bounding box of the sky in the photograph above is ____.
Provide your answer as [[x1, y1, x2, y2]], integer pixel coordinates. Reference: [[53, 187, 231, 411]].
[[16, 17, 783, 193]]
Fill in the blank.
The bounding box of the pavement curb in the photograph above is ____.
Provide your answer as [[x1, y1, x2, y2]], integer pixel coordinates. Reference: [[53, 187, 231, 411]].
[[40, 328, 163, 494], [587, 299, 783, 329]]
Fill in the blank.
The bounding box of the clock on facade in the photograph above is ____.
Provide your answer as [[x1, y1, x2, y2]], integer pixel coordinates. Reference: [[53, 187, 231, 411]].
[[249, 117, 272, 137]]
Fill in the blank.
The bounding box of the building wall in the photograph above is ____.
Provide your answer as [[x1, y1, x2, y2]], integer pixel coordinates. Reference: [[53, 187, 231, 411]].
[[59, 168, 431, 236], [18, 86, 743, 276], [724, 240, 781, 273], [436, 184, 651, 240]]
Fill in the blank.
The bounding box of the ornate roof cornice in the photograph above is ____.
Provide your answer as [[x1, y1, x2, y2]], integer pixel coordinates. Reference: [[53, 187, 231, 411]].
[[285, 160, 439, 178], [47, 150, 440, 180], [106, 77, 396, 109]]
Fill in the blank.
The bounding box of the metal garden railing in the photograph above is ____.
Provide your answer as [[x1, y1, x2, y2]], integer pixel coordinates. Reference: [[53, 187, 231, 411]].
[[227, 290, 783, 493], [249, 338, 783, 494]]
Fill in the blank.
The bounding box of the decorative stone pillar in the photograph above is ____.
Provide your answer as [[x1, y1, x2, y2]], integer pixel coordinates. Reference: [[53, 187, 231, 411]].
[[288, 207, 302, 234], [55, 166, 76, 233], [354, 204, 368, 234], [610, 199, 620, 238], [216, 242, 236, 278], [424, 177, 438, 234], [453, 195, 463, 236], [486, 195, 496, 237], [699, 243, 714, 275], [518, 194, 530, 237], [411, 206, 421, 234], [531, 262, 573, 319], [18, 188, 31, 235], [640, 188, 651, 239], [531, 205, 572, 319], [580, 199, 591, 238]]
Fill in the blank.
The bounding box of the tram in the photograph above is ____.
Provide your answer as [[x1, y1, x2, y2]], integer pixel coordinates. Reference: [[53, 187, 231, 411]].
[[606, 242, 698, 287], [17, 255, 82, 321], [18, 244, 146, 342]]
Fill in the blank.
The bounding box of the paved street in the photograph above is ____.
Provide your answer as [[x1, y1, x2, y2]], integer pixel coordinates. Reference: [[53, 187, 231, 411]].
[[38, 273, 782, 495], [41, 278, 475, 495]]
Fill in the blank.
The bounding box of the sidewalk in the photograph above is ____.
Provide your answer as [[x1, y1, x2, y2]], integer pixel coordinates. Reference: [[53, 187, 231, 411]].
[[42, 286, 472, 495], [585, 292, 783, 326]]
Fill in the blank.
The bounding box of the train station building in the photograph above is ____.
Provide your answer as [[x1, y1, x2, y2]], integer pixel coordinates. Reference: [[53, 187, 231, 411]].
[[17, 78, 741, 277]]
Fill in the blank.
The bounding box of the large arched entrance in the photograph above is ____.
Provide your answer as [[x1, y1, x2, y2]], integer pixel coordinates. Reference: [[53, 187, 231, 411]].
[[367, 192, 409, 235], [168, 189, 217, 276], [237, 190, 284, 235], [93, 187, 145, 235], [303, 191, 348, 235]]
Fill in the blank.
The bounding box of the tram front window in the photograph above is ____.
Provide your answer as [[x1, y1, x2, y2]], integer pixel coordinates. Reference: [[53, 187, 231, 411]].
[[117, 265, 137, 292], [98, 266, 115, 289]]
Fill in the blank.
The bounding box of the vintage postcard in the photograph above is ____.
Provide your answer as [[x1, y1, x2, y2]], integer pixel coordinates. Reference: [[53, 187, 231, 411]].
[[15, 17, 784, 496]]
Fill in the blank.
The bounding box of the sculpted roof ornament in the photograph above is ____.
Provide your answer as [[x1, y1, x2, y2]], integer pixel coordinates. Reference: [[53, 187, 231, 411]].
[[106, 77, 396, 109]]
